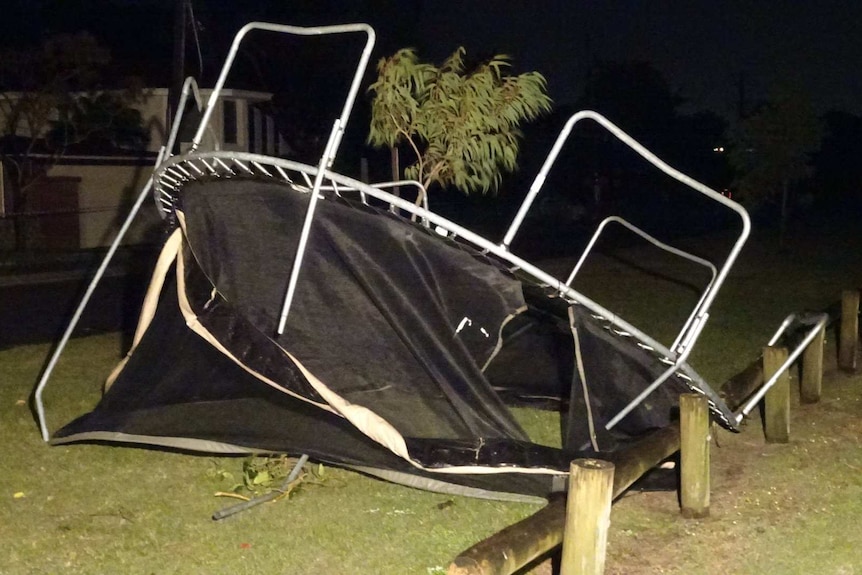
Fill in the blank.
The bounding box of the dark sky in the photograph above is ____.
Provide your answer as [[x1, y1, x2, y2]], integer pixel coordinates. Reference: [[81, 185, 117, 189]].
[[416, 1, 862, 119], [2, 0, 860, 120]]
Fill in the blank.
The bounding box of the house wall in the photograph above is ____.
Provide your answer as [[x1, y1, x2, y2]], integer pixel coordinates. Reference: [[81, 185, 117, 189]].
[[138, 88, 269, 153], [3, 87, 276, 249], [0, 88, 272, 153], [47, 163, 164, 249], [136, 91, 170, 153], [135, 91, 223, 153]]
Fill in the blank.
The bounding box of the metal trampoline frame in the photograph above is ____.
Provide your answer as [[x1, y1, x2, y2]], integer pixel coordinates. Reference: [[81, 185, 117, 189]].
[[33, 20, 821, 449]]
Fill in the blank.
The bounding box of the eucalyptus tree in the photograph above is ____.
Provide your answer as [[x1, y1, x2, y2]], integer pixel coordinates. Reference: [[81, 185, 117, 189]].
[[367, 47, 552, 202], [729, 90, 821, 246]]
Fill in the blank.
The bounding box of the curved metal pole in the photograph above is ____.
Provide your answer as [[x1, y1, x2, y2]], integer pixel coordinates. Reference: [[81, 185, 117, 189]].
[[155, 76, 204, 216], [564, 215, 718, 354], [565, 216, 717, 287], [35, 72, 211, 441], [736, 313, 829, 421], [502, 110, 751, 357], [191, 22, 376, 335], [191, 22, 375, 153], [33, 178, 156, 442]]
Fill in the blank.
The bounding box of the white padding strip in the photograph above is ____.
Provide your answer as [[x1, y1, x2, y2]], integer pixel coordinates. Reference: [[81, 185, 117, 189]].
[[105, 228, 183, 391]]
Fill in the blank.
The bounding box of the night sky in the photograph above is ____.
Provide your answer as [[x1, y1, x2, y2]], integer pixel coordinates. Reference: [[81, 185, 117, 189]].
[[2, 0, 860, 120], [418, 1, 862, 119]]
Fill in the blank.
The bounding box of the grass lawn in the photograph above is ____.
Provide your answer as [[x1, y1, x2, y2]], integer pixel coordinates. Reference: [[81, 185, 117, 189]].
[[2, 214, 860, 574]]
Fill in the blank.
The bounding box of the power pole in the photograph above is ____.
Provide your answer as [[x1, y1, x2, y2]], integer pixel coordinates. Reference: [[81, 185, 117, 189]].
[[167, 0, 187, 139]]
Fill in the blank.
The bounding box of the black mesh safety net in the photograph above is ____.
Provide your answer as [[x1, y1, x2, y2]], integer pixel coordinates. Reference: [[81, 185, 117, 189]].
[[54, 179, 689, 499]]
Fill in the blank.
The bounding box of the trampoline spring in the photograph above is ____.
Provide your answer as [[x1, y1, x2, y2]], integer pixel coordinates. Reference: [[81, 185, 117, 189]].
[[274, 165, 294, 184], [186, 160, 206, 176], [173, 164, 193, 178], [161, 172, 181, 186], [198, 158, 218, 175], [159, 183, 178, 195], [165, 165, 187, 179], [252, 161, 273, 177], [165, 164, 188, 180], [214, 157, 236, 175], [300, 171, 314, 189], [233, 159, 255, 174]]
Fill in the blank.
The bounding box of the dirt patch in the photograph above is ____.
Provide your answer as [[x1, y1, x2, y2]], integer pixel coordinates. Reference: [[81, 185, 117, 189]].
[[521, 345, 862, 575], [602, 349, 862, 575]]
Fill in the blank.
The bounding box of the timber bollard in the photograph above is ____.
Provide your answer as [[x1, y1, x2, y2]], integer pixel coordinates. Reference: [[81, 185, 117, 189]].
[[560, 459, 615, 575], [680, 394, 710, 518], [447, 352, 780, 574], [801, 323, 825, 403], [763, 346, 790, 443], [839, 289, 859, 372]]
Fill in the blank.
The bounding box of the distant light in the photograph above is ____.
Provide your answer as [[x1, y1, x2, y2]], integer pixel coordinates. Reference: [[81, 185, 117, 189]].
[[712, 146, 725, 153]]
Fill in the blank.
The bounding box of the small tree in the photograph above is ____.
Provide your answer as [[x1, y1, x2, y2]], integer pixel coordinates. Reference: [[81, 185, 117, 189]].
[[48, 91, 148, 151], [0, 33, 111, 184], [729, 90, 821, 245], [367, 47, 552, 201], [0, 32, 146, 250]]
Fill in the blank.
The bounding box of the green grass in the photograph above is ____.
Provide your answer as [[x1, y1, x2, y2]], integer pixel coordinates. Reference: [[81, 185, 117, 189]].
[[3, 219, 861, 574], [4, 336, 543, 575], [606, 366, 862, 575]]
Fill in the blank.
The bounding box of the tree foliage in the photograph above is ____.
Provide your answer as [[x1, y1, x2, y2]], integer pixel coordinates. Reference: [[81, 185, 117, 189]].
[[0, 32, 146, 192], [728, 91, 822, 204], [0, 32, 147, 249], [811, 110, 862, 203], [1, 33, 109, 144], [48, 91, 147, 151], [577, 60, 682, 142], [729, 90, 822, 244], [367, 47, 552, 198]]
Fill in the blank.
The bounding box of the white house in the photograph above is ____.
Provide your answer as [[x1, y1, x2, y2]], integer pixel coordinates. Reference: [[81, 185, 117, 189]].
[[1, 87, 286, 249]]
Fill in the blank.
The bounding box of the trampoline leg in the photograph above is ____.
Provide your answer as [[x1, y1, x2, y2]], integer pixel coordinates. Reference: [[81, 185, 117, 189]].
[[212, 454, 309, 521], [33, 178, 156, 442]]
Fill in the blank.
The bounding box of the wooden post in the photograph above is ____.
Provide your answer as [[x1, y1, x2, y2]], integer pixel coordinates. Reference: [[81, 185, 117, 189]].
[[560, 459, 615, 575], [800, 324, 825, 403], [447, 357, 775, 575], [680, 394, 710, 518], [839, 289, 859, 372], [448, 424, 683, 575], [763, 346, 790, 443]]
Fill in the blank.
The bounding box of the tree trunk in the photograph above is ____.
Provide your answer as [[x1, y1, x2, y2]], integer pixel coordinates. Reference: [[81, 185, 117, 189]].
[[779, 179, 789, 248], [12, 183, 29, 253]]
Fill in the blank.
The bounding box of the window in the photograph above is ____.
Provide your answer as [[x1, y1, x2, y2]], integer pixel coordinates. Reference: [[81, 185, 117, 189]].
[[248, 106, 264, 153], [222, 100, 237, 144]]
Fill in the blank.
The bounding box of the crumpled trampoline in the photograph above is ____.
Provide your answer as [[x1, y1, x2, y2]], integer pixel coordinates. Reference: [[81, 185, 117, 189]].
[[36, 22, 763, 503]]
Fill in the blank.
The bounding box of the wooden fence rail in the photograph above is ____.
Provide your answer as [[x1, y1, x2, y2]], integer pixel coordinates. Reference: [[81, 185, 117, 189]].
[[449, 291, 856, 575]]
